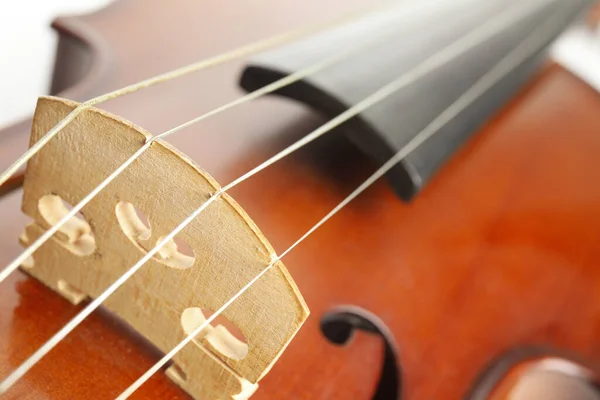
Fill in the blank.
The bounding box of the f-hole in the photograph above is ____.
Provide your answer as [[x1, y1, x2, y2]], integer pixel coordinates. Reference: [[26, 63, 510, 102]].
[[320, 306, 401, 400], [467, 347, 600, 400]]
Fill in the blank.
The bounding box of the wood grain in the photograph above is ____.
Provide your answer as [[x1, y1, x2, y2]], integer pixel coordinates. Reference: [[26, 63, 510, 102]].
[[18, 96, 308, 399], [1, 0, 600, 399]]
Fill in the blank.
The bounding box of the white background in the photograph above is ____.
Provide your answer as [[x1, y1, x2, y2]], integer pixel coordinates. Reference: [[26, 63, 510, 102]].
[[0, 0, 113, 129]]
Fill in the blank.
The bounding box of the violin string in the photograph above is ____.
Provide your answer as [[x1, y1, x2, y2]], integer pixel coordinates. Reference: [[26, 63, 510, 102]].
[[0, 0, 553, 393], [0, 1, 395, 190], [0, 2, 410, 286], [0, 0, 548, 290], [2, 0, 456, 287], [0, 0, 548, 288], [117, 5, 569, 398]]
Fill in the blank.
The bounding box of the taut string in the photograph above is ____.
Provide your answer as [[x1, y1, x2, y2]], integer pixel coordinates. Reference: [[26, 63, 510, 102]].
[[0, 1, 394, 190], [0, 0, 555, 394], [0, 4, 401, 285], [117, 4, 569, 398]]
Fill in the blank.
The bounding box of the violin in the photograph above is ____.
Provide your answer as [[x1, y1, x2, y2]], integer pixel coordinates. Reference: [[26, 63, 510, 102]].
[[1, 0, 600, 399]]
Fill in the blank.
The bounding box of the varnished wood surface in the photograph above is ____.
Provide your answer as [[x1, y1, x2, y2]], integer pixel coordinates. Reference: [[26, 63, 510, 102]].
[[0, 120, 29, 196], [2, 1, 600, 399]]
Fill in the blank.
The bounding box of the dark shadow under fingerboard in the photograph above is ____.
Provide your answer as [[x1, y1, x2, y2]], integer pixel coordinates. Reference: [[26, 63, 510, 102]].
[[240, 0, 594, 201]]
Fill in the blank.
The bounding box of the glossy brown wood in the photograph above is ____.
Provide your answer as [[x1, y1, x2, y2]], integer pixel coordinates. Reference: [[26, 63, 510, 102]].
[[2, 1, 600, 399], [0, 120, 29, 196]]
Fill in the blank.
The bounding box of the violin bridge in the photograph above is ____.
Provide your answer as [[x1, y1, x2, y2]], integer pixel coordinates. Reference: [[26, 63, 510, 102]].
[[18, 96, 309, 399]]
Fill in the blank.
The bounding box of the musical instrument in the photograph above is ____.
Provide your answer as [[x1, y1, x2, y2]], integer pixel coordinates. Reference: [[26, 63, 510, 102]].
[[1, 0, 600, 398]]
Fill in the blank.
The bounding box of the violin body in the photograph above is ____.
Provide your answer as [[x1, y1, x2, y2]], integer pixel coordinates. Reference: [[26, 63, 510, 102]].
[[2, 1, 600, 399]]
